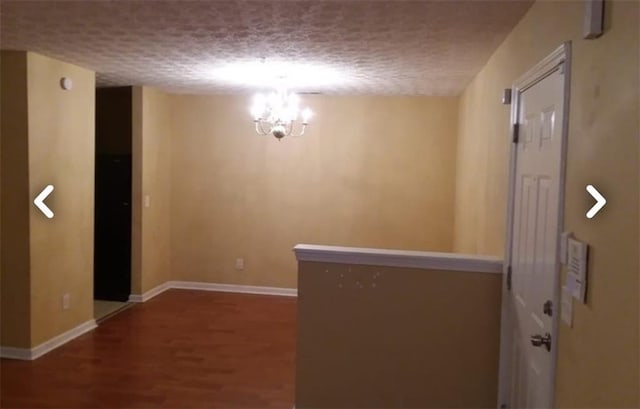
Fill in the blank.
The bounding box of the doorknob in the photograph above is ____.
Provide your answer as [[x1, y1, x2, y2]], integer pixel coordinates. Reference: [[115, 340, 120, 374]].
[[530, 333, 552, 351]]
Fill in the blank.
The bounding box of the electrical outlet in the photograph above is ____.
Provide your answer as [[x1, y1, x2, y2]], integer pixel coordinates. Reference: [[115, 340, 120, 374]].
[[235, 258, 244, 270], [62, 293, 70, 310]]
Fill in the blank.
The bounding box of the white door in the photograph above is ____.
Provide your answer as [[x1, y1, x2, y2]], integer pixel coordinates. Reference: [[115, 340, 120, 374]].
[[507, 60, 567, 408]]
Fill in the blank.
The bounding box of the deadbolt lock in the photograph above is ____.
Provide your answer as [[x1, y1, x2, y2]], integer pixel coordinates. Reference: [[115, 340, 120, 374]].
[[530, 333, 552, 351], [543, 300, 553, 316]]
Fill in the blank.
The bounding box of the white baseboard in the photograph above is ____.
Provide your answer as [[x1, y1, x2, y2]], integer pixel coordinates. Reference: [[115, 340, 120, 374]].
[[169, 281, 298, 297], [0, 319, 97, 360], [129, 281, 171, 303], [0, 346, 31, 360], [129, 281, 297, 302]]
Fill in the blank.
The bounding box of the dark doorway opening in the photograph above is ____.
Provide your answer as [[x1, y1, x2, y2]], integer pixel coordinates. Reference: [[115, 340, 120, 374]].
[[94, 87, 132, 302]]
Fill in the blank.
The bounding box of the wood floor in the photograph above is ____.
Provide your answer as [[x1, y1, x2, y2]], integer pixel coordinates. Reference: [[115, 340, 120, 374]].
[[94, 299, 130, 322], [1, 290, 296, 408]]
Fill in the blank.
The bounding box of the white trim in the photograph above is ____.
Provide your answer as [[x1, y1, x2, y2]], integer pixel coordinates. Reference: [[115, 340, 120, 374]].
[[0, 346, 32, 360], [128, 281, 171, 302], [169, 281, 297, 297], [293, 244, 503, 273], [498, 42, 571, 408], [0, 319, 97, 360], [514, 44, 569, 92], [127, 294, 144, 302], [130, 281, 297, 299], [31, 319, 97, 359]]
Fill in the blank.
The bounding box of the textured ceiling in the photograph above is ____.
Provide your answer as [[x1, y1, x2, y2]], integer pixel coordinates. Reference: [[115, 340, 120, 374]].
[[0, 0, 533, 96]]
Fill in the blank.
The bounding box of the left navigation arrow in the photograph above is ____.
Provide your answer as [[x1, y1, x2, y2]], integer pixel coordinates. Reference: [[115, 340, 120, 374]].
[[34, 185, 54, 219]]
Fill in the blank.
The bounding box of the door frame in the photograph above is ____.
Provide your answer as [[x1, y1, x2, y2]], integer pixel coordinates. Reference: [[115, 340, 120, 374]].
[[497, 42, 572, 408]]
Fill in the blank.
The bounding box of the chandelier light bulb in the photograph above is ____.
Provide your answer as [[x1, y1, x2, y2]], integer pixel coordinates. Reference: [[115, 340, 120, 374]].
[[250, 105, 262, 120], [253, 93, 266, 105], [251, 93, 267, 119], [301, 107, 313, 123], [284, 106, 298, 122]]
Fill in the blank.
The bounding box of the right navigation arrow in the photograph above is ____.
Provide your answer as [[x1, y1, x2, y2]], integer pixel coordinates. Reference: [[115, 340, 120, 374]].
[[586, 184, 606, 219]]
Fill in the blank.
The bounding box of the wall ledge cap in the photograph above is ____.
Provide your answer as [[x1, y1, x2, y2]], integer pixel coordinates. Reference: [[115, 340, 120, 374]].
[[293, 244, 503, 273]]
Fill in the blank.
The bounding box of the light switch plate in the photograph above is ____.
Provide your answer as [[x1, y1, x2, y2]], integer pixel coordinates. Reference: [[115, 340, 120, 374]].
[[567, 237, 589, 303], [560, 231, 573, 265], [235, 258, 244, 270], [561, 285, 573, 327]]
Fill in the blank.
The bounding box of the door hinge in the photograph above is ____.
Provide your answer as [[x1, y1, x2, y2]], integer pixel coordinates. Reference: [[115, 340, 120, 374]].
[[512, 123, 520, 144], [506, 265, 512, 291]]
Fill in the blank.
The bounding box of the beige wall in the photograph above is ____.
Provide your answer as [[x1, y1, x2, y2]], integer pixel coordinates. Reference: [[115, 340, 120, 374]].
[[454, 1, 639, 407], [170, 95, 458, 288], [132, 87, 172, 294], [1, 51, 95, 348], [296, 261, 502, 408], [1, 51, 31, 348], [27, 52, 96, 346]]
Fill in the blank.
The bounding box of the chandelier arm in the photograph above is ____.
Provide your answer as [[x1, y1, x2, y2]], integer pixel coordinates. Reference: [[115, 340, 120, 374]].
[[284, 121, 294, 137], [254, 120, 265, 135], [256, 120, 271, 135], [297, 122, 307, 137]]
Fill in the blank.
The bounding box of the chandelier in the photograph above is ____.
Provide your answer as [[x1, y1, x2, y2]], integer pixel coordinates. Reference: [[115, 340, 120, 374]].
[[250, 89, 313, 140]]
